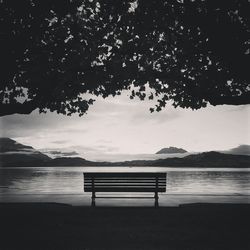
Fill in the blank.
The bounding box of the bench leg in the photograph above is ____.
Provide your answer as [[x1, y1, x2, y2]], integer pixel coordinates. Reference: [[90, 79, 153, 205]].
[[154, 191, 159, 208], [91, 191, 96, 207], [91, 177, 96, 207]]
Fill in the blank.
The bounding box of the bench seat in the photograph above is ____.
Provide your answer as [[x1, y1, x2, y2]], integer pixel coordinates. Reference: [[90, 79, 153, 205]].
[[83, 172, 167, 207]]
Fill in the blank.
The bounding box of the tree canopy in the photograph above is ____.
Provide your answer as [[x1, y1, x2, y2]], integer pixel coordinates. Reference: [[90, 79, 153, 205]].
[[1, 0, 249, 116]]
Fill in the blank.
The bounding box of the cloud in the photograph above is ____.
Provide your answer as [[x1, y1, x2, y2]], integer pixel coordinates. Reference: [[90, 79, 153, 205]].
[[0, 112, 66, 138], [51, 140, 69, 144], [96, 139, 112, 144], [40, 143, 120, 159], [131, 109, 181, 124], [96, 144, 119, 153], [1, 90, 249, 157], [0, 111, 89, 138], [42, 150, 79, 158], [61, 151, 79, 156], [49, 150, 79, 156], [73, 144, 119, 154], [88, 90, 182, 125], [0, 91, 154, 140], [226, 104, 250, 112]]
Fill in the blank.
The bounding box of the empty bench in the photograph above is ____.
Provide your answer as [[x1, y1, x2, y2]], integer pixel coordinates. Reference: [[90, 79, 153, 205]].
[[83, 172, 167, 207]]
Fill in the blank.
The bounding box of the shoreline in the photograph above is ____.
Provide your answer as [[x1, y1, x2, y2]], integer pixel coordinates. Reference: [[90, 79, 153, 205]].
[[1, 193, 250, 207], [1, 166, 250, 171], [0, 193, 250, 208], [1, 165, 250, 168]]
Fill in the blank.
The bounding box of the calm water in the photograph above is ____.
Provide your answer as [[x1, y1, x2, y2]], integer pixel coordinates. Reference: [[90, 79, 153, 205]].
[[0, 167, 250, 195]]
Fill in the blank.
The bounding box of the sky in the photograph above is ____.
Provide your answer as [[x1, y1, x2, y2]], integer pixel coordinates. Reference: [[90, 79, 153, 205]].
[[0, 91, 249, 160]]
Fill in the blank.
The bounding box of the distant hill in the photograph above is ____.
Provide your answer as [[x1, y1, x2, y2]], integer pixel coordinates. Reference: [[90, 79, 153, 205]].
[[35, 151, 250, 168], [0, 137, 34, 152], [0, 138, 249, 168], [46, 157, 95, 166], [158, 151, 250, 168], [0, 138, 102, 167], [112, 151, 250, 168], [225, 145, 250, 156], [156, 147, 187, 154], [0, 138, 51, 167]]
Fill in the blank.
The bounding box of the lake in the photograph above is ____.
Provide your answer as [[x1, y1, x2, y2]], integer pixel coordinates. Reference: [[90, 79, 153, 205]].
[[0, 167, 250, 195]]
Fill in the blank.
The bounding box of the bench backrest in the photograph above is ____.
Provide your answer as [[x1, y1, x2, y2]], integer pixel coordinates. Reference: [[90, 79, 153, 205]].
[[84, 172, 167, 192]]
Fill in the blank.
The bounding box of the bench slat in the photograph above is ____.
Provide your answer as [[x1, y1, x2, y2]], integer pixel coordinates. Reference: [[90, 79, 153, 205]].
[[83, 172, 167, 193], [84, 173, 166, 178], [85, 181, 165, 183], [84, 187, 166, 192], [84, 180, 166, 183], [84, 182, 166, 185], [84, 179, 166, 181], [84, 185, 166, 188]]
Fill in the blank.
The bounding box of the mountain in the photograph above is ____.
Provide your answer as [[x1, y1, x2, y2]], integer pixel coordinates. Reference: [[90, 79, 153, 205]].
[[154, 151, 250, 168], [43, 151, 250, 168], [0, 138, 102, 167], [111, 151, 250, 168], [156, 147, 187, 154], [0, 137, 39, 153], [225, 145, 250, 156], [1, 138, 249, 168], [0, 138, 51, 167], [46, 157, 96, 166]]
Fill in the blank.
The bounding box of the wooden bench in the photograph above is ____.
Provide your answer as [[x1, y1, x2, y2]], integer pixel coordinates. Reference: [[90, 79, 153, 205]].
[[83, 172, 167, 207]]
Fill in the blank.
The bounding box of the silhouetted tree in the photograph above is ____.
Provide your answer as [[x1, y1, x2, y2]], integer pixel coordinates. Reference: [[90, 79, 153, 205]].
[[1, 0, 249, 116]]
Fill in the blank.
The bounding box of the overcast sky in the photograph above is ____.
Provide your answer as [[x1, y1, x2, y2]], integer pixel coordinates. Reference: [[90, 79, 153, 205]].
[[0, 91, 249, 160]]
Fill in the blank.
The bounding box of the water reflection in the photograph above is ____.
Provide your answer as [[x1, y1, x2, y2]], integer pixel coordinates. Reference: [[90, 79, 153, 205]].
[[0, 167, 249, 195], [166, 171, 250, 194]]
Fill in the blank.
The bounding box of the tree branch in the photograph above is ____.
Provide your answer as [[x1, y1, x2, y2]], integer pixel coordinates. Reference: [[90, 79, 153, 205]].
[[207, 93, 250, 106], [0, 100, 38, 116]]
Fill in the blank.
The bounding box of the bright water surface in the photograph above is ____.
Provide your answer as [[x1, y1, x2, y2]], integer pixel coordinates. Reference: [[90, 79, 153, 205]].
[[0, 167, 250, 195]]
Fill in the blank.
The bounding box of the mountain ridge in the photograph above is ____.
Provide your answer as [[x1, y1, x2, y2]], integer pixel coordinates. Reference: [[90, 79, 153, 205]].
[[0, 138, 249, 168], [224, 145, 250, 155], [0, 138, 51, 167], [156, 147, 187, 154]]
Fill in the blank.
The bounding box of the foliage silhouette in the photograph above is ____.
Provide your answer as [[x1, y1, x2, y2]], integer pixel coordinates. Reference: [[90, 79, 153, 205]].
[[1, 0, 249, 116]]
